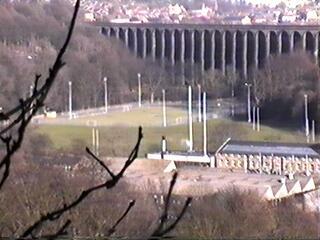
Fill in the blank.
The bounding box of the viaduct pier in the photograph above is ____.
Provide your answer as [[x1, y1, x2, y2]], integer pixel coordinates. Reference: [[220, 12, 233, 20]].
[[101, 23, 320, 81]]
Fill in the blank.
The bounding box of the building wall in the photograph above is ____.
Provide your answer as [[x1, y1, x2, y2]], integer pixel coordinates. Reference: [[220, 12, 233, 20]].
[[216, 153, 320, 175]]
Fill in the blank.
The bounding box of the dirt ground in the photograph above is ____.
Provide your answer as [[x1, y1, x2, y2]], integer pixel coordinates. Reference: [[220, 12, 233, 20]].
[[96, 157, 319, 199], [101, 158, 259, 196]]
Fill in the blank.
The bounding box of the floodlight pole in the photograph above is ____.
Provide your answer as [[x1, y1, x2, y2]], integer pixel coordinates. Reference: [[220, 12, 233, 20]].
[[257, 107, 260, 132], [162, 89, 167, 127], [203, 92, 207, 156], [92, 127, 96, 153], [68, 81, 72, 119], [188, 85, 193, 152], [312, 120, 316, 143], [304, 94, 309, 142], [245, 83, 252, 123], [198, 84, 202, 122], [103, 77, 108, 113], [252, 106, 256, 130], [138, 73, 141, 108], [96, 128, 99, 156], [231, 82, 235, 117]]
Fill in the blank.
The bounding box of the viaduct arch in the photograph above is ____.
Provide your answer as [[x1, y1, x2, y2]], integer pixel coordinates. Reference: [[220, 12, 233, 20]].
[[101, 23, 320, 82]]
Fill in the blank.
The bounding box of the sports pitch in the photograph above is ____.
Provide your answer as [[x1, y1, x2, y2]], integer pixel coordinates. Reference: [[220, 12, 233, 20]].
[[41, 106, 188, 127], [35, 112, 308, 157]]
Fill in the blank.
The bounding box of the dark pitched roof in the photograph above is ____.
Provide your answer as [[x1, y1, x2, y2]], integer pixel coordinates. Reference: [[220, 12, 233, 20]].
[[220, 140, 320, 157]]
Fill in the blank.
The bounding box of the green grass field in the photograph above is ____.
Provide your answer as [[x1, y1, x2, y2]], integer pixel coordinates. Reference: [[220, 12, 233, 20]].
[[35, 114, 308, 157], [42, 106, 187, 127]]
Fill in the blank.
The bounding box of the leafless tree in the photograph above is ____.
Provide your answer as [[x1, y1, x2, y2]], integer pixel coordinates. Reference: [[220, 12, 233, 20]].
[[0, 1, 191, 238], [0, 0, 80, 190]]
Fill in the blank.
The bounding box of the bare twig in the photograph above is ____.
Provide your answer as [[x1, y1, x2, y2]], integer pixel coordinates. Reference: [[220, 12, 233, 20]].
[[0, 0, 192, 237], [86, 147, 115, 179], [40, 219, 71, 240], [0, 0, 194, 238], [150, 172, 192, 239], [107, 200, 136, 236], [21, 127, 143, 238], [0, 0, 80, 189]]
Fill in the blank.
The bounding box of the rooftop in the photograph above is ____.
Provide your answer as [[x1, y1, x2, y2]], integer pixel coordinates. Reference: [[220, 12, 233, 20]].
[[220, 140, 320, 158]]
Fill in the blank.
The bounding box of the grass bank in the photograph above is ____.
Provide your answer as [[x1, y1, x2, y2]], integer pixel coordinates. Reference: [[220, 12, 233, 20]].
[[35, 119, 307, 157]]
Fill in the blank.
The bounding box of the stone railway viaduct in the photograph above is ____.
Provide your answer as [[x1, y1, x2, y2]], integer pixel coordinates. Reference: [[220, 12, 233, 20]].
[[101, 23, 320, 82]]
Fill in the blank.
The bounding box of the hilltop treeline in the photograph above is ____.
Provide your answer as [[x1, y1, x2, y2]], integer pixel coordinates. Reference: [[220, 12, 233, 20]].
[[0, 0, 165, 112], [0, 0, 319, 122], [0, 0, 238, 113]]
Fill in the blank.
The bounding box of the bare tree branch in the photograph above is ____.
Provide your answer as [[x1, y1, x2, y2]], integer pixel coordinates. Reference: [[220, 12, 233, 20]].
[[0, 0, 80, 189], [0, 1, 192, 237], [21, 127, 143, 239], [150, 172, 192, 239], [86, 147, 115, 179], [107, 200, 136, 236], [152, 198, 192, 238], [40, 219, 71, 240], [0, 0, 195, 238]]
